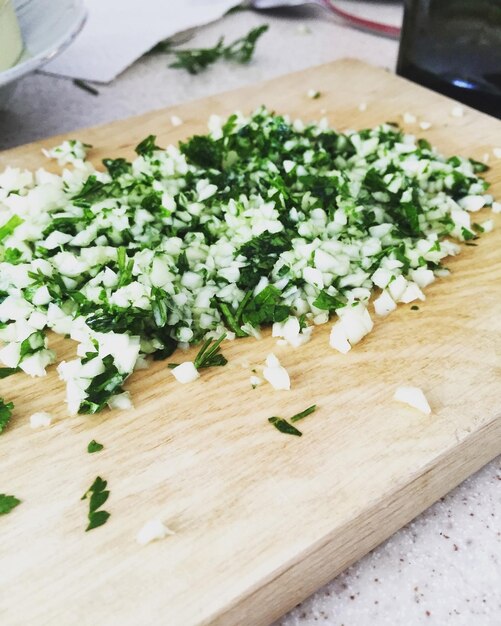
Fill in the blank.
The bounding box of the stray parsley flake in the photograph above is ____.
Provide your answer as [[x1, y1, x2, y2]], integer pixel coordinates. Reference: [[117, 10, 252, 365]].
[[0, 398, 14, 434], [170, 334, 228, 370], [0, 368, 19, 379], [81, 476, 110, 531], [268, 416, 302, 437], [268, 404, 317, 435], [87, 440, 104, 454], [194, 333, 228, 368], [290, 404, 317, 423], [0, 494, 21, 515]]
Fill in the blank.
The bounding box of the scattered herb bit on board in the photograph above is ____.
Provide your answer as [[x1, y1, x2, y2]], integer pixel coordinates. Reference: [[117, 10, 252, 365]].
[[268, 416, 302, 437], [169, 333, 228, 370], [0, 493, 21, 515], [87, 440, 104, 454], [268, 404, 317, 436], [0, 367, 19, 379], [167, 25, 268, 74], [81, 476, 110, 531], [290, 404, 317, 422], [0, 399, 14, 434]]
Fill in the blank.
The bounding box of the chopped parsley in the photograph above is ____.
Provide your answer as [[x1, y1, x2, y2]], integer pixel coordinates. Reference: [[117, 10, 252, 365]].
[[169, 333, 227, 370], [81, 476, 110, 531], [290, 404, 317, 422], [0, 367, 19, 379], [87, 440, 104, 454], [268, 416, 302, 437], [0, 494, 21, 515], [0, 399, 14, 434], [268, 404, 317, 435]]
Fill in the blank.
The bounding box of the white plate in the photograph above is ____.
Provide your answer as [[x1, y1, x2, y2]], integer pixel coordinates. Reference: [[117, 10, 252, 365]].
[[0, 0, 87, 89]]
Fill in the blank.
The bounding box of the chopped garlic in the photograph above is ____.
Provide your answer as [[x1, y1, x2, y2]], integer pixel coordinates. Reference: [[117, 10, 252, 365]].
[[451, 105, 464, 118], [358, 102, 367, 112], [30, 411, 52, 429], [330, 304, 373, 353], [262, 353, 290, 390], [272, 316, 312, 348], [493, 148, 501, 159], [306, 89, 320, 99], [419, 121, 432, 130], [170, 115, 183, 127], [403, 112, 416, 124], [492, 202, 501, 214], [394, 386, 431, 415], [458, 195, 485, 212], [107, 392, 133, 410], [373, 290, 396, 317], [136, 519, 174, 545], [250, 375, 262, 387], [171, 361, 200, 384]]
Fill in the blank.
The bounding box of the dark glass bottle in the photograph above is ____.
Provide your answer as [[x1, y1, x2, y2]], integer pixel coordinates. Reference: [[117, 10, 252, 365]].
[[397, 0, 501, 119]]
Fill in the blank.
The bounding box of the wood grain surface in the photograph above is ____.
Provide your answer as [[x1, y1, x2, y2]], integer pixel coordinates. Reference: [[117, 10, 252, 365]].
[[1, 59, 500, 626]]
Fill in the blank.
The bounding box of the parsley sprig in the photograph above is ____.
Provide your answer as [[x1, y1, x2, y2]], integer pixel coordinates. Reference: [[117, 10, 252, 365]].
[[0, 494, 21, 515], [81, 476, 111, 531], [166, 25, 268, 74]]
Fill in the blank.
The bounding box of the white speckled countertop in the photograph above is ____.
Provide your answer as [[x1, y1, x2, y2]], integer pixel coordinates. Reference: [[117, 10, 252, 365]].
[[1, 4, 500, 624]]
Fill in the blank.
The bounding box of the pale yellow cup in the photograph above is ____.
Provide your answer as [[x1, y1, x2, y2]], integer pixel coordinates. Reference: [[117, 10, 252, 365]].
[[0, 0, 23, 71]]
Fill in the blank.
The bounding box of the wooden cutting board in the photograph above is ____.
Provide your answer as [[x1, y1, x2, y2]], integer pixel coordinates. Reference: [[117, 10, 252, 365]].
[[1, 59, 500, 626]]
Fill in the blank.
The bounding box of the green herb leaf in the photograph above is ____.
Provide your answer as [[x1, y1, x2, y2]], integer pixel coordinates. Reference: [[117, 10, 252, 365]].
[[0, 215, 23, 242], [0, 398, 14, 434], [241, 285, 290, 327], [268, 416, 302, 437], [169, 37, 225, 74], [193, 333, 228, 369], [103, 157, 132, 178], [86, 510, 111, 532], [290, 404, 317, 423], [3, 248, 22, 264], [180, 135, 222, 169], [312, 290, 346, 311], [89, 489, 109, 513], [78, 356, 127, 414], [0, 367, 19, 379], [135, 135, 160, 156], [223, 25, 268, 64], [82, 476, 110, 532], [461, 227, 476, 241], [0, 494, 21, 515], [87, 440, 104, 454]]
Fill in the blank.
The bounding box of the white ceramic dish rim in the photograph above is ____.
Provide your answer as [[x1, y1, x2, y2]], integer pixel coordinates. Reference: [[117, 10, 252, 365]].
[[0, 0, 87, 87]]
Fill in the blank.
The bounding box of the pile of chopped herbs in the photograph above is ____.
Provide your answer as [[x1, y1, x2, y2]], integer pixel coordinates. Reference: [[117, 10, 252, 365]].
[[0, 109, 496, 415]]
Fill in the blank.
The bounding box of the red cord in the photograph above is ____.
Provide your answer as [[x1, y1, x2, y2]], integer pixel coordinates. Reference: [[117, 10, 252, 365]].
[[321, 0, 401, 39]]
